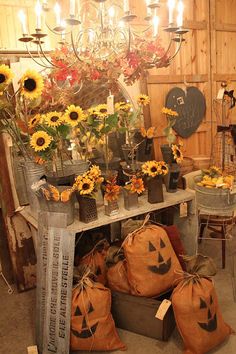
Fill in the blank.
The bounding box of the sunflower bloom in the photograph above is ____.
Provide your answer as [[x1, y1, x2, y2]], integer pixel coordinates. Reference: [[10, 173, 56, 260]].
[[78, 177, 95, 195], [172, 144, 183, 164], [20, 70, 44, 100], [28, 114, 41, 129], [142, 160, 168, 177], [115, 102, 132, 112], [162, 107, 178, 117], [0, 64, 13, 89], [137, 94, 150, 106], [126, 177, 145, 194], [30, 131, 52, 152], [64, 104, 85, 126], [44, 111, 63, 127], [95, 104, 108, 118]]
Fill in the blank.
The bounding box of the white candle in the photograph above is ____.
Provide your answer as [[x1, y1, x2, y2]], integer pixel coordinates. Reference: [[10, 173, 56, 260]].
[[153, 15, 159, 37], [168, 0, 176, 25], [70, 0, 75, 16], [35, 0, 42, 29], [107, 93, 114, 114], [108, 7, 115, 26], [54, 3, 61, 26], [146, 0, 152, 16], [77, 0, 81, 17], [177, 0, 184, 27], [18, 10, 27, 34], [61, 20, 66, 40], [124, 0, 129, 13]]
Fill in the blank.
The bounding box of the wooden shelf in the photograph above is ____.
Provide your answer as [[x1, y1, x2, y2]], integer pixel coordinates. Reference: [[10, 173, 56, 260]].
[[19, 189, 195, 234]]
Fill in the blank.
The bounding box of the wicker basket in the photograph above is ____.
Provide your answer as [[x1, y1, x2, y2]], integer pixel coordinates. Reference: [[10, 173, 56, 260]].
[[77, 194, 98, 223]]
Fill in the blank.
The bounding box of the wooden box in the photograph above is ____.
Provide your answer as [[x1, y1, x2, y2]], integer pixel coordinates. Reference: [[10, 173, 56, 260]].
[[111, 290, 175, 341]]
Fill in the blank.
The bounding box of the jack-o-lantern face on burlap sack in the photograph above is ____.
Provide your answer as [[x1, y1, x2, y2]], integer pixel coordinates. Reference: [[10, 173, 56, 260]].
[[78, 240, 109, 285], [123, 225, 182, 297], [70, 281, 126, 351], [172, 277, 233, 354]]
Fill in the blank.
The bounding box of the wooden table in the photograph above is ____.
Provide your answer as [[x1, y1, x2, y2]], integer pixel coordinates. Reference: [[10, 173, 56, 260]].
[[19, 189, 197, 354]]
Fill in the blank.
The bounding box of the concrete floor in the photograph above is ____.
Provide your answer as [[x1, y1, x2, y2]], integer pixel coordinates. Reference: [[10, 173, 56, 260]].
[[0, 233, 236, 354]]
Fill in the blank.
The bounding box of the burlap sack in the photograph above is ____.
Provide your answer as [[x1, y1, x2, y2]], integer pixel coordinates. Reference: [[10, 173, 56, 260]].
[[107, 260, 131, 294], [70, 275, 126, 351], [123, 223, 182, 297], [172, 274, 233, 354], [78, 239, 109, 285]]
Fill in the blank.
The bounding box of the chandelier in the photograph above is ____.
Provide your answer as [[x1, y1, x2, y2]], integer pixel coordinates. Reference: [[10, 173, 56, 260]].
[[17, 0, 189, 85]]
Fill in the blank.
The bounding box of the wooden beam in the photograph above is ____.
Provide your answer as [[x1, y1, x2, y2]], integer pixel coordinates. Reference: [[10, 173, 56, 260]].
[[147, 74, 208, 84], [213, 74, 236, 82], [214, 23, 236, 32]]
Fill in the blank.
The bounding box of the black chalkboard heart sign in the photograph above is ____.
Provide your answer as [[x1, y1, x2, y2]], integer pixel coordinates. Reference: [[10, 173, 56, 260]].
[[165, 86, 206, 138]]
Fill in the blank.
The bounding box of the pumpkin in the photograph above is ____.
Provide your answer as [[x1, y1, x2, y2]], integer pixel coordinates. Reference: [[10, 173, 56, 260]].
[[70, 280, 126, 351], [123, 224, 182, 297]]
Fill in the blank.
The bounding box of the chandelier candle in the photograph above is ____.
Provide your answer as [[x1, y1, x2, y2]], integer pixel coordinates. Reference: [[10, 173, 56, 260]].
[[124, 0, 130, 13], [35, 0, 42, 29], [18, 10, 27, 35], [54, 2, 61, 27], [70, 0, 76, 17], [168, 0, 176, 25], [177, 0, 184, 28]]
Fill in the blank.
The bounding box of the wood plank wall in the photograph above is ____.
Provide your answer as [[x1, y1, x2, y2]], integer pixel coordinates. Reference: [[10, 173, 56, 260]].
[[132, 0, 236, 160]]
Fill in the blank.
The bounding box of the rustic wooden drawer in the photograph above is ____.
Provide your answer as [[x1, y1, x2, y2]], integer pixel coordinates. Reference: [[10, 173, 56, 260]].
[[111, 290, 175, 341]]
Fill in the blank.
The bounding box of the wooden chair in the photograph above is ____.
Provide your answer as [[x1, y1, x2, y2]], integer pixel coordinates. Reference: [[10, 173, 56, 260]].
[[182, 170, 235, 269]]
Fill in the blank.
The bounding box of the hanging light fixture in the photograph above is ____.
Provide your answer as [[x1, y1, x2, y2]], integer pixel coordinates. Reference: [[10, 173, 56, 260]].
[[18, 0, 188, 84]]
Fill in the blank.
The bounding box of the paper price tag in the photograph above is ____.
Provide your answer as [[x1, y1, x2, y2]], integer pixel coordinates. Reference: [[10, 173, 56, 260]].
[[27, 346, 38, 354], [155, 299, 172, 320], [217, 88, 225, 100], [180, 202, 188, 217]]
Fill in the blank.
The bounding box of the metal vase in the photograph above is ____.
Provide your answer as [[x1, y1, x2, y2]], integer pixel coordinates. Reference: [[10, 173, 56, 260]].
[[147, 176, 164, 203], [105, 200, 119, 216], [76, 194, 98, 223], [22, 159, 45, 218], [164, 163, 180, 193], [160, 144, 175, 164], [123, 189, 139, 210]]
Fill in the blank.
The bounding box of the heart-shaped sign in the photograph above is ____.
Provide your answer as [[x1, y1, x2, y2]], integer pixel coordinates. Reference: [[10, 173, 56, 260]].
[[165, 86, 206, 138]]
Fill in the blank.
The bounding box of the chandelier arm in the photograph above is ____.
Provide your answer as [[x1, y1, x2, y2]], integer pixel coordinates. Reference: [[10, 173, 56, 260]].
[[168, 36, 183, 63], [37, 41, 62, 68], [161, 33, 175, 59], [44, 20, 71, 36], [71, 31, 83, 62], [25, 43, 52, 69]]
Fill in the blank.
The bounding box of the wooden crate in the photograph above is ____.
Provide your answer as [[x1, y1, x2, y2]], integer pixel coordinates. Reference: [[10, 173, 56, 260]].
[[111, 290, 175, 341]]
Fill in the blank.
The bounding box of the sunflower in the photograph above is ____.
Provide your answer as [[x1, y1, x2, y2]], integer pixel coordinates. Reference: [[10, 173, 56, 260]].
[[171, 144, 183, 164], [89, 165, 101, 179], [30, 131, 52, 152], [95, 104, 108, 118], [28, 114, 41, 129], [159, 161, 169, 175], [140, 126, 156, 139], [104, 184, 120, 201], [20, 70, 44, 100], [162, 107, 178, 117], [44, 111, 63, 127], [137, 94, 150, 106], [78, 177, 94, 195], [115, 102, 132, 112], [0, 64, 13, 89], [142, 160, 163, 177], [64, 104, 85, 126], [127, 177, 145, 194]]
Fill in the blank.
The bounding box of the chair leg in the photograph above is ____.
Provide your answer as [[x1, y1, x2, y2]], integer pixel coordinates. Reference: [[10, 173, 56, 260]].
[[198, 223, 206, 244], [222, 225, 226, 269]]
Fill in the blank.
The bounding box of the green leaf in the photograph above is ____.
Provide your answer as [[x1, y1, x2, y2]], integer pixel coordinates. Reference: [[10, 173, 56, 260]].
[[57, 124, 70, 137], [105, 113, 118, 127], [118, 127, 127, 133]]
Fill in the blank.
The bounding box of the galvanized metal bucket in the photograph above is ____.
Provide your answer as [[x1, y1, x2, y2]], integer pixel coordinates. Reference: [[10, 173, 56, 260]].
[[123, 189, 139, 210], [63, 159, 89, 177], [194, 176, 236, 215], [37, 187, 75, 226], [22, 159, 45, 218], [13, 157, 29, 206]]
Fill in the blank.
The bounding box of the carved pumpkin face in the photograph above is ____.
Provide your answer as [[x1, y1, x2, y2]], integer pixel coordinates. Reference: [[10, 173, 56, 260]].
[[72, 301, 98, 339], [198, 296, 217, 332], [148, 239, 172, 275]]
